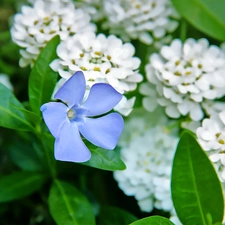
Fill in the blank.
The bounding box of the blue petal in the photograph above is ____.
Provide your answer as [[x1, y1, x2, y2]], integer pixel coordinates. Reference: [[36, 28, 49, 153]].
[[79, 113, 124, 149], [54, 71, 86, 107], [82, 83, 122, 116], [54, 122, 91, 162], [40, 102, 67, 138]]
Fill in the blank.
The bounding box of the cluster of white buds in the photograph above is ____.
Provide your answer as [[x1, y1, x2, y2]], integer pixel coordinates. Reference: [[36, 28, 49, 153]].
[[50, 32, 143, 115], [141, 38, 225, 121], [114, 109, 179, 215], [11, 0, 96, 67]]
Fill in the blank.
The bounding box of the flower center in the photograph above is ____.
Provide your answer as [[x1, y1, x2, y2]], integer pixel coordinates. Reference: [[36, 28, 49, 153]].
[[67, 109, 75, 119]]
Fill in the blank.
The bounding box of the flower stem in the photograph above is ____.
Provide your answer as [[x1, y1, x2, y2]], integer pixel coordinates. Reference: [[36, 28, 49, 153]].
[[36, 124, 56, 178], [40, 137, 56, 178], [180, 19, 187, 42]]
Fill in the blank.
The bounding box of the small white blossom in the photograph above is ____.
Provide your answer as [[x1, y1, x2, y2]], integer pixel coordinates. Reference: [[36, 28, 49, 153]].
[[114, 96, 136, 116], [28, 0, 72, 4], [11, 0, 96, 67], [202, 100, 225, 117], [114, 108, 179, 214], [102, 0, 179, 45], [197, 111, 225, 182], [0, 74, 13, 91], [170, 210, 182, 225], [142, 38, 225, 121], [50, 32, 143, 115], [74, 0, 105, 22]]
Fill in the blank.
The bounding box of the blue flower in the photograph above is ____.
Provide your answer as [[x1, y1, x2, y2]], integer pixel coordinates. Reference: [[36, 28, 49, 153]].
[[40, 71, 124, 162]]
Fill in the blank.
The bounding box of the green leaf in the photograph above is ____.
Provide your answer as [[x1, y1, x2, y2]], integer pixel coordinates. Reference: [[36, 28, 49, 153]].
[[0, 203, 8, 217], [28, 35, 60, 115], [11, 104, 41, 126], [172, 0, 225, 41], [171, 131, 224, 225], [0, 83, 33, 131], [0, 171, 47, 202], [48, 180, 95, 225], [40, 133, 56, 177], [130, 216, 175, 225], [82, 147, 126, 171], [7, 139, 45, 172], [98, 206, 137, 225]]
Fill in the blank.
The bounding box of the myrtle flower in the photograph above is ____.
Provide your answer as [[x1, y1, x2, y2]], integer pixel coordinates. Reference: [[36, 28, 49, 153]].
[[50, 32, 143, 115], [114, 108, 179, 215], [196, 111, 225, 182], [141, 38, 225, 121], [40, 71, 124, 163], [11, 0, 96, 67], [102, 0, 179, 45], [0, 74, 13, 91]]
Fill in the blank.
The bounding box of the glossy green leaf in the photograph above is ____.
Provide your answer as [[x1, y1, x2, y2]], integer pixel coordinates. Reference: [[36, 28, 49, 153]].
[[130, 216, 175, 225], [7, 139, 44, 172], [28, 35, 59, 115], [98, 206, 137, 225], [0, 83, 33, 131], [82, 147, 126, 171], [172, 0, 225, 41], [40, 133, 56, 177], [11, 104, 40, 126], [0, 172, 47, 202], [48, 180, 95, 225], [171, 131, 224, 225]]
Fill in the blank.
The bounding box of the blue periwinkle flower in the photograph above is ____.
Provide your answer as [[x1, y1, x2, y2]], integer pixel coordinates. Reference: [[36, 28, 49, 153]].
[[41, 71, 124, 162]]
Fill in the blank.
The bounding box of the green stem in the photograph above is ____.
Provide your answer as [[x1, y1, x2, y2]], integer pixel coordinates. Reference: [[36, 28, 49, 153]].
[[180, 19, 187, 42], [41, 138, 56, 178], [35, 124, 56, 178], [166, 119, 182, 131]]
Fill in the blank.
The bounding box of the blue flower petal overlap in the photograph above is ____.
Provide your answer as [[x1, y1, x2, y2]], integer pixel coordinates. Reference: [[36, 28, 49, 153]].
[[41, 71, 124, 162]]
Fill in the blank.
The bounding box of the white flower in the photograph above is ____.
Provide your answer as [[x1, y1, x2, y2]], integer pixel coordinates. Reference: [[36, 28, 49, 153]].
[[102, 0, 179, 45], [28, 0, 72, 4], [202, 100, 225, 117], [0, 74, 13, 91], [50, 32, 143, 115], [74, 0, 105, 22], [170, 210, 182, 225], [197, 111, 225, 182], [142, 38, 225, 121], [11, 0, 96, 67], [114, 96, 136, 116], [114, 108, 179, 214], [139, 82, 159, 112]]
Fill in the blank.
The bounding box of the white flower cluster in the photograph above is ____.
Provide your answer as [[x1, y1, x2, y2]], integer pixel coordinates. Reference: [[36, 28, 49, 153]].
[[12, 0, 143, 115], [11, 0, 95, 67], [114, 108, 179, 215], [51, 32, 143, 115], [75, 0, 180, 45], [197, 111, 225, 182], [102, 0, 179, 45], [140, 38, 225, 121], [74, 0, 105, 22]]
